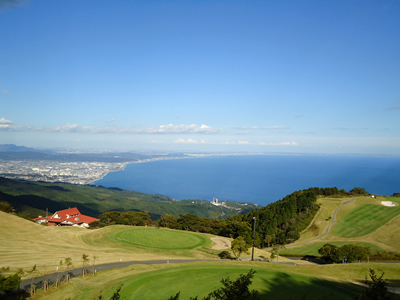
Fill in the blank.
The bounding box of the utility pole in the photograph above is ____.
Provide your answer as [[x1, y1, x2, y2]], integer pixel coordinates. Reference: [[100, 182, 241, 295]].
[[251, 217, 256, 261]]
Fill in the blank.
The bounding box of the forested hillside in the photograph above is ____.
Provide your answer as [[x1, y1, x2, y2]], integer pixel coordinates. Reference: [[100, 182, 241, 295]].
[[155, 187, 365, 247], [0, 177, 256, 220]]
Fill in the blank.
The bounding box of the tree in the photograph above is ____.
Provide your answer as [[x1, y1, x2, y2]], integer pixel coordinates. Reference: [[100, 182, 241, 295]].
[[0, 201, 14, 213], [359, 268, 389, 300], [272, 245, 285, 262], [92, 255, 99, 276], [82, 254, 90, 277], [0, 267, 23, 296], [158, 214, 179, 229], [231, 236, 249, 259], [318, 244, 342, 263], [55, 259, 63, 288], [264, 235, 272, 248], [350, 187, 368, 196], [64, 257, 73, 283]]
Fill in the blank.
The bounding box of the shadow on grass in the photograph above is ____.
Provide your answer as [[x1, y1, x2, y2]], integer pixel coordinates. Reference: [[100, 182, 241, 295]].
[[257, 271, 363, 300]]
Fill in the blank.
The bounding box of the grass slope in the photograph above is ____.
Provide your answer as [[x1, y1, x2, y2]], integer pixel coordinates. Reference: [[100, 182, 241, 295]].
[[332, 198, 400, 238], [36, 261, 400, 300], [0, 212, 217, 275], [281, 196, 400, 256]]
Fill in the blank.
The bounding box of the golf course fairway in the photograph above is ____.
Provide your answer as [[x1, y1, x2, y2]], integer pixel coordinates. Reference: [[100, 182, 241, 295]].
[[101, 264, 362, 300]]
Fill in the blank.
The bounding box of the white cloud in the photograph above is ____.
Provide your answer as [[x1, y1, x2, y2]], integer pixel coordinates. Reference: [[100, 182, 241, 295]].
[[238, 141, 249, 144], [0, 118, 14, 129], [106, 118, 116, 123], [259, 141, 298, 146], [235, 126, 288, 130], [174, 138, 198, 144], [0, 120, 224, 135], [235, 131, 249, 135]]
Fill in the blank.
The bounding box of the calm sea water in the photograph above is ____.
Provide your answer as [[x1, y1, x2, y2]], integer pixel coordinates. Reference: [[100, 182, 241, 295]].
[[94, 155, 400, 206]]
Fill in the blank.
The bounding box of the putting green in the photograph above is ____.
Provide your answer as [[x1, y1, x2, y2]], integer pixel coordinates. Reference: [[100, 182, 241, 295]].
[[109, 227, 207, 250], [332, 199, 400, 238], [103, 265, 361, 300]]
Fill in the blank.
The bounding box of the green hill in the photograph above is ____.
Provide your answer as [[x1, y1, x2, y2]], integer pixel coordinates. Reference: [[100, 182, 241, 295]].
[[280, 196, 400, 257], [0, 177, 256, 220]]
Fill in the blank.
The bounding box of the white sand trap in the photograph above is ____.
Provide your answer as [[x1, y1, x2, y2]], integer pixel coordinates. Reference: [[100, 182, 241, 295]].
[[211, 236, 231, 250], [381, 201, 396, 207]]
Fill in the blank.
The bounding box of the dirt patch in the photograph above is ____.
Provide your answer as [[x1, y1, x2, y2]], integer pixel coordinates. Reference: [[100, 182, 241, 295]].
[[211, 236, 231, 250]]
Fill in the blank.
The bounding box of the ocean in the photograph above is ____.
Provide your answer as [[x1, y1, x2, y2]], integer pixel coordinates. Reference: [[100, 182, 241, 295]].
[[94, 155, 400, 206]]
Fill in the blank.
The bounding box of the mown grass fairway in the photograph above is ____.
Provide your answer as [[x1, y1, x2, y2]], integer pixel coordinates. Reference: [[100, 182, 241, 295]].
[[36, 262, 371, 300], [109, 227, 207, 250], [117, 265, 361, 300], [332, 198, 400, 238], [280, 241, 384, 256]]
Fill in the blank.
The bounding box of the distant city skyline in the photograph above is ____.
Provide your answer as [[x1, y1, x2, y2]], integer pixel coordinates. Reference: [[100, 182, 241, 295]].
[[1, 1, 399, 155]]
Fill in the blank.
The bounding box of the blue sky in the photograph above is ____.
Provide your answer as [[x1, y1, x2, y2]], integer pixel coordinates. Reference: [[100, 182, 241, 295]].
[[1, 0, 399, 155]]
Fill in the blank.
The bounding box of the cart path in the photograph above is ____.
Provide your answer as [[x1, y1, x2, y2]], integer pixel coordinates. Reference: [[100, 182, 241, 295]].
[[19, 259, 215, 292], [286, 198, 354, 248]]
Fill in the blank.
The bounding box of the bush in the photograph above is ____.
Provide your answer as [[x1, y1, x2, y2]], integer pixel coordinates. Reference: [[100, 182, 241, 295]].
[[218, 251, 233, 260]]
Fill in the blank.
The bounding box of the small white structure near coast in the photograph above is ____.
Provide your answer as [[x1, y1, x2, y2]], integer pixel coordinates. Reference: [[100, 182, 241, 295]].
[[381, 201, 396, 207], [211, 198, 226, 207]]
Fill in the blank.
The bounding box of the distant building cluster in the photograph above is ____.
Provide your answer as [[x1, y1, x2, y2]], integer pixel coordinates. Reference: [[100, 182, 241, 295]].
[[0, 160, 126, 184], [211, 198, 226, 207]]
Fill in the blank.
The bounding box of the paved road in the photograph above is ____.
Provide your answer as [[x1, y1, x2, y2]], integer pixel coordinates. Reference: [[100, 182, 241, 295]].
[[286, 198, 354, 248]]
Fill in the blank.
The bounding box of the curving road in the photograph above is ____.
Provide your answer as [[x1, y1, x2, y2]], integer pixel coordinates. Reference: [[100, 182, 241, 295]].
[[286, 198, 354, 248], [18, 259, 213, 292]]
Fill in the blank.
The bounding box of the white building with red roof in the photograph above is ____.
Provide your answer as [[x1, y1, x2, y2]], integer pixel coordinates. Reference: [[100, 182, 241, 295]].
[[34, 207, 99, 228]]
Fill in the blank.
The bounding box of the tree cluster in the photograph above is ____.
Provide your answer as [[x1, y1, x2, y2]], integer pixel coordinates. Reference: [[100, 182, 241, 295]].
[[0, 200, 14, 213], [318, 243, 371, 263], [90, 211, 152, 228]]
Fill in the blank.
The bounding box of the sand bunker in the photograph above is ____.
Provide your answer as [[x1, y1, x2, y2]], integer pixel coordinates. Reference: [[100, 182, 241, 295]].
[[211, 236, 231, 250], [381, 201, 396, 207]]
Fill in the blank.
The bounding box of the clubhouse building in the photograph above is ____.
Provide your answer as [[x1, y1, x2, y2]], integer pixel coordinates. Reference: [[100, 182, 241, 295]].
[[33, 207, 99, 228]]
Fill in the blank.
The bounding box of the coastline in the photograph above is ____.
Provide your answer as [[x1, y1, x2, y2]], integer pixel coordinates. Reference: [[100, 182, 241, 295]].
[[90, 152, 270, 185]]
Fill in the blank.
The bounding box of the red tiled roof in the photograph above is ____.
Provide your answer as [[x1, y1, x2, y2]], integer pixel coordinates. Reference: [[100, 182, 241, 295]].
[[46, 207, 99, 224], [33, 216, 50, 221]]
